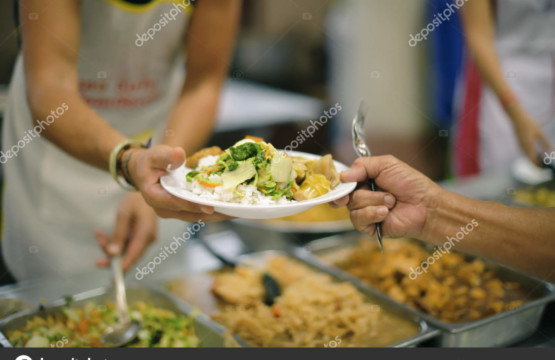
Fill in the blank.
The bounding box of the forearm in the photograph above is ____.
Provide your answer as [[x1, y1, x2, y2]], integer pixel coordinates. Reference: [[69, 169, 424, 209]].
[[461, 1, 523, 118], [423, 189, 555, 281], [161, 0, 240, 153], [20, 0, 126, 170], [162, 81, 222, 153], [27, 84, 126, 170]]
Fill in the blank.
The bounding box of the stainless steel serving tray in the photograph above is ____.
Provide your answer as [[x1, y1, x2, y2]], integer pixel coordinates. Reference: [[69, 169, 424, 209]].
[[498, 179, 555, 207], [0, 286, 242, 348], [164, 250, 440, 347], [301, 233, 555, 347]]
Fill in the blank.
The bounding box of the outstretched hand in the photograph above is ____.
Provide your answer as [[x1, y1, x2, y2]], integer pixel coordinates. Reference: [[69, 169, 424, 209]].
[[333, 156, 441, 239]]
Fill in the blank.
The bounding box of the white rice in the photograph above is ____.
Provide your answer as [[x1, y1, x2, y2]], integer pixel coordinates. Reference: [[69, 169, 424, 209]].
[[184, 155, 292, 205]]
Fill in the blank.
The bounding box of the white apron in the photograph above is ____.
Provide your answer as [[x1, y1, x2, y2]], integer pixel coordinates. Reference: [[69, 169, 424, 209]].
[[479, 0, 555, 172], [2, 0, 193, 281]]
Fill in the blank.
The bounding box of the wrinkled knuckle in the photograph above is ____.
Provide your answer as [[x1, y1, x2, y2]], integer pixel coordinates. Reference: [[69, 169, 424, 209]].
[[383, 154, 398, 164], [350, 213, 364, 232], [353, 157, 367, 166]]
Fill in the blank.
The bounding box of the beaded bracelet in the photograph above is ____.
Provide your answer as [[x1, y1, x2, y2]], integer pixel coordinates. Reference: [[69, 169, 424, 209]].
[[109, 140, 143, 191]]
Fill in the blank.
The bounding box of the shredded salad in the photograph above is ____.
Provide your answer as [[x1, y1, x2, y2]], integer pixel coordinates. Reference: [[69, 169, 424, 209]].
[[186, 138, 297, 200], [185, 137, 340, 202], [7, 301, 200, 348]]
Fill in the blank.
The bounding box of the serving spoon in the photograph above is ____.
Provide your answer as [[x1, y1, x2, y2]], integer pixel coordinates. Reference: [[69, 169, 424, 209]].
[[101, 256, 141, 347], [352, 101, 384, 252]]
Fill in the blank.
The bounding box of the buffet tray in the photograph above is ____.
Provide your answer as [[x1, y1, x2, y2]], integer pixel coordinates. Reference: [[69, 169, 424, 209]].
[[164, 250, 440, 347], [498, 179, 555, 207], [300, 233, 555, 347], [0, 286, 242, 348]]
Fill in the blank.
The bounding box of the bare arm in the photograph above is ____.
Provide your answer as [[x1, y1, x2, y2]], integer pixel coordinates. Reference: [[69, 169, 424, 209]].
[[337, 156, 555, 281], [163, 0, 242, 153], [19, 0, 227, 222], [423, 189, 555, 281], [460, 0, 551, 163], [20, 0, 125, 169]]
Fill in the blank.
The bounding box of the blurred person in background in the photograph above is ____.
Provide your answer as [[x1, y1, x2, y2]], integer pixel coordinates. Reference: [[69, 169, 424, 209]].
[[454, 0, 554, 176], [1, 0, 239, 281], [335, 156, 555, 282]]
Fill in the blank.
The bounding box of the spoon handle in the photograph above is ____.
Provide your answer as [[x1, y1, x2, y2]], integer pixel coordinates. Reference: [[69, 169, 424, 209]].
[[366, 178, 384, 253], [112, 256, 130, 324], [196, 235, 237, 268]]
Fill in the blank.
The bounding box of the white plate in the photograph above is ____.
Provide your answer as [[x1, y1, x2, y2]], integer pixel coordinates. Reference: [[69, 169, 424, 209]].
[[160, 151, 357, 219], [511, 157, 552, 185]]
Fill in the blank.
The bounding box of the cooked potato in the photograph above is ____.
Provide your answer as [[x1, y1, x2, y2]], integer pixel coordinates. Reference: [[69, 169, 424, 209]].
[[186, 146, 224, 168]]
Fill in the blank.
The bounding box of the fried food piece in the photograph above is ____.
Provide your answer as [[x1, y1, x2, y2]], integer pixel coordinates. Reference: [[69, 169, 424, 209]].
[[212, 267, 264, 306], [306, 154, 340, 187], [470, 287, 486, 299], [186, 146, 223, 168], [291, 159, 308, 183], [327, 238, 531, 323], [245, 135, 265, 143], [293, 174, 331, 201]]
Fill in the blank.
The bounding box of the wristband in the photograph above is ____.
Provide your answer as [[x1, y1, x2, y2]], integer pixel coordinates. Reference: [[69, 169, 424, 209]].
[[109, 139, 143, 191]]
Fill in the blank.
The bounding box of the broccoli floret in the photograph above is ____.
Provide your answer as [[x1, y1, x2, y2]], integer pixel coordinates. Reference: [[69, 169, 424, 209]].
[[227, 161, 239, 171], [253, 151, 267, 168], [230, 142, 262, 161]]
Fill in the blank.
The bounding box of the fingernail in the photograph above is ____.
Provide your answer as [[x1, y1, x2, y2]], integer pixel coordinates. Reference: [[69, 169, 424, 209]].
[[384, 194, 395, 208], [377, 207, 388, 217], [200, 206, 214, 214], [166, 164, 173, 172], [107, 244, 121, 255]]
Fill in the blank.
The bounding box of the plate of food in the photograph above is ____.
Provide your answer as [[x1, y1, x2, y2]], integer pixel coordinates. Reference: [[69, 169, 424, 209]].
[[161, 137, 357, 219]]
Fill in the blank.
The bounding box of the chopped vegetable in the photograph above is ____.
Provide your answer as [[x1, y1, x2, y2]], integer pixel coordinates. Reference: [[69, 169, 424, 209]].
[[7, 301, 200, 348], [230, 142, 262, 161], [186, 171, 200, 182], [221, 162, 256, 191], [270, 156, 293, 183], [198, 179, 222, 188], [185, 137, 340, 202]]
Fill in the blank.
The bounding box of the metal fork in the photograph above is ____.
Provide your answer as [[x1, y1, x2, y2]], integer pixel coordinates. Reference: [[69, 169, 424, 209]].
[[352, 101, 384, 253]]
